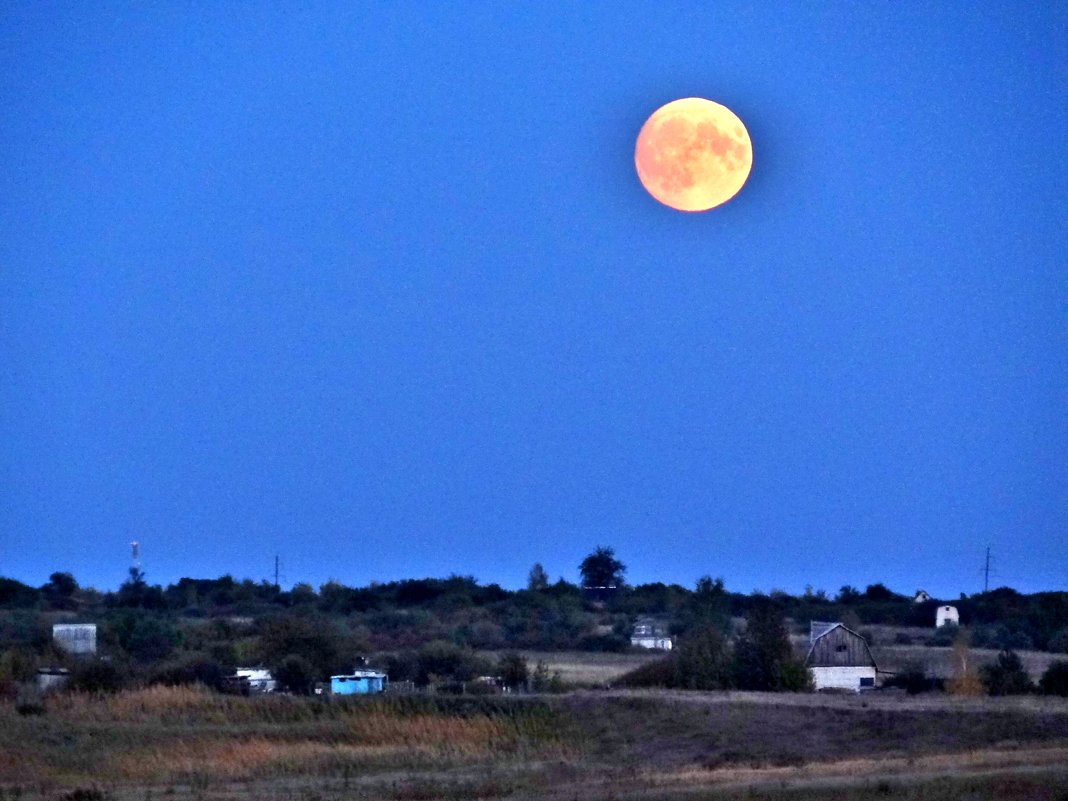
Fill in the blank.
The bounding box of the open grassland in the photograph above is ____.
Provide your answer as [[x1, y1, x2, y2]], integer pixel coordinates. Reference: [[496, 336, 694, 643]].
[[500, 649, 662, 686], [870, 644, 1063, 680], [3, 687, 1068, 800]]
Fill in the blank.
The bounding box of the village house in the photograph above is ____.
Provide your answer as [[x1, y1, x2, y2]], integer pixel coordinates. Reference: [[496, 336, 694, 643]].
[[913, 590, 931, 604], [630, 617, 673, 650], [805, 622, 879, 692]]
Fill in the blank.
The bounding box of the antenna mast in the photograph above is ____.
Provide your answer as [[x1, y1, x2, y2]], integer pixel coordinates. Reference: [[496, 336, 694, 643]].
[[274, 555, 280, 591], [130, 540, 141, 572], [983, 546, 991, 593]]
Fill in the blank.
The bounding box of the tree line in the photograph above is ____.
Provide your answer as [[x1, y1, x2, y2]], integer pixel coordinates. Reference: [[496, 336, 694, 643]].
[[1, 546, 1066, 697]]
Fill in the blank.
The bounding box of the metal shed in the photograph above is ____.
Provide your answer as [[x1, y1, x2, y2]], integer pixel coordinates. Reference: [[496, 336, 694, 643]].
[[331, 669, 387, 695]]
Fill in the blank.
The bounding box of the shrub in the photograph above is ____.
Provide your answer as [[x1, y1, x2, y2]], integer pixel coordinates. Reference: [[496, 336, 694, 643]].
[[414, 640, 492, 685], [884, 661, 941, 694], [1039, 660, 1068, 696], [15, 697, 45, 716], [614, 656, 675, 688], [530, 660, 565, 693], [1047, 628, 1068, 654], [930, 622, 960, 647], [68, 660, 128, 694], [147, 653, 226, 690], [979, 650, 1032, 696]]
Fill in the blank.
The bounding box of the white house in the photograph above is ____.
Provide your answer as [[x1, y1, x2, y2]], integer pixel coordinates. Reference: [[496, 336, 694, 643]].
[[630, 618, 673, 651], [806, 622, 878, 692], [913, 590, 931, 604], [935, 605, 959, 628]]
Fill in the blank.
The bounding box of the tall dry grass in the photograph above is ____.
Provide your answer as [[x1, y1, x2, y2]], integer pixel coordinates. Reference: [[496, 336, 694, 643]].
[[3, 685, 574, 788]]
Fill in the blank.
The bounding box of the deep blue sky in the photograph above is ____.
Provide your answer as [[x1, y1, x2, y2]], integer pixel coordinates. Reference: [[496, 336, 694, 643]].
[[2, 3, 1065, 597]]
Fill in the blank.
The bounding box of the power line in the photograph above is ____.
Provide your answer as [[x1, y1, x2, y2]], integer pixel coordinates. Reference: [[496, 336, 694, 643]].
[[983, 545, 991, 594]]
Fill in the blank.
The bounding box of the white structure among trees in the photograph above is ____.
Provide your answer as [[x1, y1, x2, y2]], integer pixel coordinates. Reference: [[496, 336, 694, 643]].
[[935, 605, 959, 627], [52, 624, 97, 655], [630, 618, 673, 650]]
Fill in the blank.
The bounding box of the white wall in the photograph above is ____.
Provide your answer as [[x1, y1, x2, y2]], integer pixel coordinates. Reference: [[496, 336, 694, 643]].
[[630, 636, 673, 651], [811, 666, 876, 691]]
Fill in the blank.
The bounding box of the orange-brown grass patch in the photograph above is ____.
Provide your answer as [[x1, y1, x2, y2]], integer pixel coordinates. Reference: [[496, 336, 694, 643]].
[[2, 688, 574, 786], [111, 738, 437, 781], [50, 684, 321, 725]]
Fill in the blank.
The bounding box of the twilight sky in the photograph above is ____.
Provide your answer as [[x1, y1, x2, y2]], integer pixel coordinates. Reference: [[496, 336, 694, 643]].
[[2, 3, 1065, 597]]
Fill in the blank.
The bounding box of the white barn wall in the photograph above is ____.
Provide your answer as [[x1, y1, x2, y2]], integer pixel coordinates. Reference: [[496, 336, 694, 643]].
[[811, 665, 876, 691], [935, 606, 959, 627]]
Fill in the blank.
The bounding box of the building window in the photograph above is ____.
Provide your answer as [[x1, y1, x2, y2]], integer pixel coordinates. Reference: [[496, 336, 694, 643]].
[[859, 677, 874, 687], [836, 645, 847, 653]]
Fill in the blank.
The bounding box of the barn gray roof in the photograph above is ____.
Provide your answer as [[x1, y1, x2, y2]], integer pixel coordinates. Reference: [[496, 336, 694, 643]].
[[804, 623, 879, 669]]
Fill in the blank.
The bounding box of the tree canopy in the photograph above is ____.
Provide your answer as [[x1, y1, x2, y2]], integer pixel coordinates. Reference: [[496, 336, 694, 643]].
[[579, 546, 626, 588]]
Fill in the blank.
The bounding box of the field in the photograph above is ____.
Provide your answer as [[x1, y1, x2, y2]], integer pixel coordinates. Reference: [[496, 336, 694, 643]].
[[496, 650, 663, 686], [509, 644, 1064, 686], [870, 645, 1062, 681], [3, 683, 1068, 801]]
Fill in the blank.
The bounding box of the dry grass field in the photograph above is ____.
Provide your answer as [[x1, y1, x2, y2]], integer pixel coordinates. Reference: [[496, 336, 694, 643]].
[[3, 685, 1068, 800], [499, 649, 663, 686], [870, 644, 1062, 681]]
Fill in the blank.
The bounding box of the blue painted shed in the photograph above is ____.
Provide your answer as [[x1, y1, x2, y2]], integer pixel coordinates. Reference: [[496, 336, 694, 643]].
[[330, 669, 387, 695]]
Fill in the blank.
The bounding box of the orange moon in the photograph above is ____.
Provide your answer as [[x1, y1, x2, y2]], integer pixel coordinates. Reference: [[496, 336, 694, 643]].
[[634, 97, 753, 212]]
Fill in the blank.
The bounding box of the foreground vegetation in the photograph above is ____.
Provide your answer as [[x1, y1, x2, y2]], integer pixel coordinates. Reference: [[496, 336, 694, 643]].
[[3, 685, 1068, 800]]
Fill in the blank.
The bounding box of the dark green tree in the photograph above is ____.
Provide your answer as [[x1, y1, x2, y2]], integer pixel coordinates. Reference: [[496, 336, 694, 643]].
[[115, 568, 166, 609], [836, 585, 861, 604], [498, 651, 529, 690], [673, 624, 732, 690], [273, 653, 317, 694], [678, 575, 730, 634], [256, 614, 347, 678], [125, 616, 180, 663], [579, 546, 626, 588], [732, 597, 811, 691], [42, 572, 78, 609], [527, 563, 549, 592]]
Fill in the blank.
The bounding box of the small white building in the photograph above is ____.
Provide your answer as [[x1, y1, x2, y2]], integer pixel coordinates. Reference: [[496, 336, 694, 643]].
[[913, 590, 931, 604], [935, 605, 959, 627], [630, 618, 673, 651], [233, 667, 277, 694], [52, 624, 97, 655], [806, 622, 878, 692]]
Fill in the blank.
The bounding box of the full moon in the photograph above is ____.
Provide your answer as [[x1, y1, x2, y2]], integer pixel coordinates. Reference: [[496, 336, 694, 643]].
[[634, 97, 753, 212]]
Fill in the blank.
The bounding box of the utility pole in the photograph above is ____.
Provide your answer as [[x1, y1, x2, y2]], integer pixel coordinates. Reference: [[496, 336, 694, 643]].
[[983, 546, 991, 594], [274, 555, 280, 591]]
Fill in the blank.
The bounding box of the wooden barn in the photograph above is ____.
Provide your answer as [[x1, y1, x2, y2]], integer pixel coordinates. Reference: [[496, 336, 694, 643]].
[[805, 622, 879, 691]]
